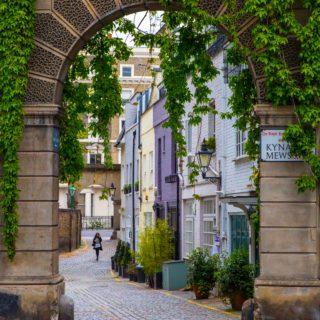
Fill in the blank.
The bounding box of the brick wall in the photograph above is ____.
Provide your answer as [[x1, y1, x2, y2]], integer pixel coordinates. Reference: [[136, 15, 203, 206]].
[[58, 209, 81, 252]]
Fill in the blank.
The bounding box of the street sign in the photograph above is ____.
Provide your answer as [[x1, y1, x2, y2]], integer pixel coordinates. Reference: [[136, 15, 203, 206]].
[[261, 129, 302, 162]]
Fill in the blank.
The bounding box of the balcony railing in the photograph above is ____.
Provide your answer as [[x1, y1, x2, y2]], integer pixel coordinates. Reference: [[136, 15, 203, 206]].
[[82, 216, 113, 230]]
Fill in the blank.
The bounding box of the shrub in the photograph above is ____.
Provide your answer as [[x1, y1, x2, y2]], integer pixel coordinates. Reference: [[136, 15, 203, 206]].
[[114, 240, 123, 265], [121, 242, 132, 267], [216, 249, 256, 302], [187, 247, 219, 299], [136, 220, 174, 277]]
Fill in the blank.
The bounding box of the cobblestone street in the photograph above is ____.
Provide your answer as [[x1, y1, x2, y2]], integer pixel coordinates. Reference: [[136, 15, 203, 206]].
[[60, 239, 240, 320]]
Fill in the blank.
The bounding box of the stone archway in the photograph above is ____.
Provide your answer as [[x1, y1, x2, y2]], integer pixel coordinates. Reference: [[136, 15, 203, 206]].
[[0, 1, 317, 319]]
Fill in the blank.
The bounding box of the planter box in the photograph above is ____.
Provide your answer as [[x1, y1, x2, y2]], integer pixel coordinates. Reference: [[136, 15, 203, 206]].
[[163, 260, 187, 291]]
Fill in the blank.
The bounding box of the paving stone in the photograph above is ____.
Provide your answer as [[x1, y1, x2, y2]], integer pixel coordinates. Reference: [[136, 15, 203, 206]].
[[60, 240, 238, 320]]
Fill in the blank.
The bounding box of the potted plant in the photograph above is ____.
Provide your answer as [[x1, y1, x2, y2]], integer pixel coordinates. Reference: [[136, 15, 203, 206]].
[[120, 242, 131, 278], [134, 181, 139, 192], [187, 247, 219, 299], [136, 220, 174, 289], [117, 241, 125, 276], [113, 240, 122, 272], [127, 184, 132, 194], [216, 248, 256, 310], [127, 261, 138, 281]]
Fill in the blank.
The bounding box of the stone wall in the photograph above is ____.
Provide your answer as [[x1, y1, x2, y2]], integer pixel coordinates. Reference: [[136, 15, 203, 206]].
[[58, 209, 81, 252]]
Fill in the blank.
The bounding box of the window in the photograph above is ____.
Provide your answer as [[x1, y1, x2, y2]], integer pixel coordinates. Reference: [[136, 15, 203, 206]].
[[158, 139, 162, 196], [121, 89, 133, 102], [184, 201, 195, 256], [236, 129, 248, 158], [171, 138, 177, 174], [149, 151, 154, 187], [202, 199, 216, 252], [90, 153, 101, 164], [145, 212, 153, 227], [208, 111, 215, 137], [143, 154, 147, 188], [121, 66, 132, 77], [185, 120, 193, 153], [126, 164, 129, 184], [187, 155, 195, 182]]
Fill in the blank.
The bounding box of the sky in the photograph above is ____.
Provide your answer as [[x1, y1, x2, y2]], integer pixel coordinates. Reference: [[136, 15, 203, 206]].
[[113, 11, 163, 47]]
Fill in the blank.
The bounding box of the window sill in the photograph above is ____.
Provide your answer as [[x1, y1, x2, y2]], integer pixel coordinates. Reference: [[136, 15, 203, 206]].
[[233, 155, 249, 164]]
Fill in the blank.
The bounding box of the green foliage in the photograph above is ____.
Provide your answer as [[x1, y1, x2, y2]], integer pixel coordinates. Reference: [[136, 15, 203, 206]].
[[216, 249, 256, 301], [206, 136, 216, 152], [113, 240, 123, 265], [187, 247, 219, 296], [59, 19, 135, 184], [120, 242, 132, 267], [135, 1, 219, 158], [0, 0, 36, 260], [4, 0, 320, 262], [136, 220, 174, 276], [89, 220, 105, 229]]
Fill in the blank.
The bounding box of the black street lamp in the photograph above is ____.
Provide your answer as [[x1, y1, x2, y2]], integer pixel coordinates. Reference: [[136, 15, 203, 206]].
[[109, 182, 116, 200], [196, 139, 220, 185], [196, 139, 213, 179]]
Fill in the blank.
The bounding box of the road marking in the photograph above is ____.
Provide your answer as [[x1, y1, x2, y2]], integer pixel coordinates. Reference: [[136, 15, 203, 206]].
[[110, 270, 122, 282], [110, 271, 240, 319]]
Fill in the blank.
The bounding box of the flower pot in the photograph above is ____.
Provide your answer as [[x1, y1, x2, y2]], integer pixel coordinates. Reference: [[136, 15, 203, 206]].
[[230, 292, 247, 311], [193, 285, 210, 300], [111, 257, 115, 270], [129, 274, 137, 281], [115, 263, 119, 272]]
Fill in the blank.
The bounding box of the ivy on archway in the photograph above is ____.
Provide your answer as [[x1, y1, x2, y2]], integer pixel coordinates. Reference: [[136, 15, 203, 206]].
[[1, 0, 320, 259]]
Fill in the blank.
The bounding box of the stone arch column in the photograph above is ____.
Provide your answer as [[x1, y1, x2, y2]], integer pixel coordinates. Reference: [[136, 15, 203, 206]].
[[0, 0, 315, 319]]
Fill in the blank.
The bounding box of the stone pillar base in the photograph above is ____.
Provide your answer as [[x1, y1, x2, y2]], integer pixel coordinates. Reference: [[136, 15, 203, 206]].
[[255, 279, 320, 320], [0, 275, 67, 320]]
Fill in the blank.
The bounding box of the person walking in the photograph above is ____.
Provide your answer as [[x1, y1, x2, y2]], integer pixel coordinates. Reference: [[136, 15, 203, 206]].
[[92, 232, 103, 261]]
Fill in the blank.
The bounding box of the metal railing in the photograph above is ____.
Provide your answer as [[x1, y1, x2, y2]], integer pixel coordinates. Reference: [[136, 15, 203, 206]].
[[82, 216, 114, 230]]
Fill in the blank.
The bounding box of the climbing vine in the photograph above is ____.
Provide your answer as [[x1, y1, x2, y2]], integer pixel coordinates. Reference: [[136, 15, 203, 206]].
[[60, 19, 135, 184], [0, 0, 35, 260], [2, 0, 320, 259]]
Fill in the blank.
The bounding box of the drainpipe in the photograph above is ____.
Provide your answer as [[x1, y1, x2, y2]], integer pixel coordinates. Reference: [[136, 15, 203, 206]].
[[176, 171, 181, 260], [132, 130, 136, 252]]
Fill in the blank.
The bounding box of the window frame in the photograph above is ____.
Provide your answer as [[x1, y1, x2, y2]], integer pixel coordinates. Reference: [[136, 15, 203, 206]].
[[120, 64, 134, 78]]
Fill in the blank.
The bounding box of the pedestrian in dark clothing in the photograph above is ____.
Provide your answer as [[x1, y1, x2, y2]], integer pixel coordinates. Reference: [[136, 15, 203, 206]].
[[92, 232, 103, 261]]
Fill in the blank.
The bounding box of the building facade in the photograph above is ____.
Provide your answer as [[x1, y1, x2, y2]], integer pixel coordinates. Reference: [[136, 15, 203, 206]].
[[59, 47, 159, 234], [153, 89, 181, 257]]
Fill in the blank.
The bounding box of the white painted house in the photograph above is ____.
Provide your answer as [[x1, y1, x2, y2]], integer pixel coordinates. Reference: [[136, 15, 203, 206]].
[[180, 40, 257, 261]]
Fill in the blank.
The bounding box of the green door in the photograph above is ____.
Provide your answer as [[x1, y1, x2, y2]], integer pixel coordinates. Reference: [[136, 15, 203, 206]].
[[231, 215, 249, 252]]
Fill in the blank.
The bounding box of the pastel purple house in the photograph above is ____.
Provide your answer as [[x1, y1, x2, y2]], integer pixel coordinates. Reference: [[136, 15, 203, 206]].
[[153, 87, 180, 258]]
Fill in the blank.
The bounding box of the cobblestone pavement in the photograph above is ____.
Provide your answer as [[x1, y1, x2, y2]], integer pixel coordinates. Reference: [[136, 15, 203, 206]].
[[60, 240, 240, 320]]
